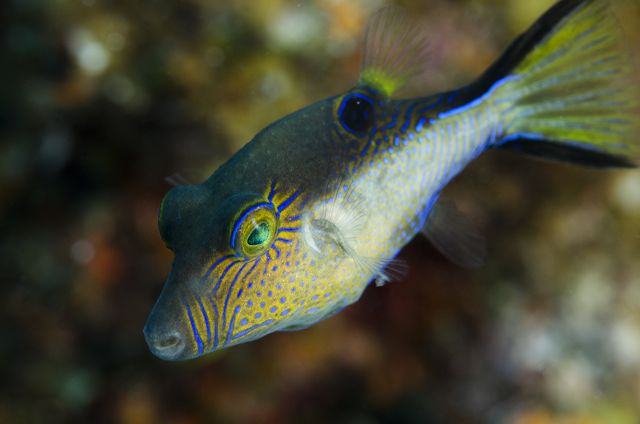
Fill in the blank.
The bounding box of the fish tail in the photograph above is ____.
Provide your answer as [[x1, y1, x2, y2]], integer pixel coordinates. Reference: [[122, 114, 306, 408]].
[[478, 0, 640, 167]]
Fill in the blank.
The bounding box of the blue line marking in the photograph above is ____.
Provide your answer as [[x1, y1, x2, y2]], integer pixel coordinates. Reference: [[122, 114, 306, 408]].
[[203, 254, 234, 281], [231, 318, 274, 341], [211, 299, 219, 350], [372, 140, 380, 156], [359, 138, 373, 158], [268, 180, 277, 202], [418, 192, 440, 228], [495, 131, 547, 145], [195, 294, 211, 346], [275, 237, 293, 244], [417, 94, 444, 114], [263, 252, 271, 275], [213, 260, 240, 296], [416, 117, 426, 132], [277, 190, 300, 213], [242, 260, 260, 282], [241, 260, 260, 289], [185, 301, 204, 355], [225, 306, 241, 346], [400, 102, 418, 133], [438, 76, 520, 120], [277, 227, 300, 233], [223, 262, 247, 328]]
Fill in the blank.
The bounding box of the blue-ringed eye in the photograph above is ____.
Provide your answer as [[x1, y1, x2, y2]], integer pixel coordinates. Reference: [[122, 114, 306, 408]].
[[338, 93, 375, 134], [230, 202, 277, 257]]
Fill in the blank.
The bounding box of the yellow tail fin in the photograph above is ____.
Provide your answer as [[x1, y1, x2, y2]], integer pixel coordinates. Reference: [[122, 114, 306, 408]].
[[483, 0, 640, 167]]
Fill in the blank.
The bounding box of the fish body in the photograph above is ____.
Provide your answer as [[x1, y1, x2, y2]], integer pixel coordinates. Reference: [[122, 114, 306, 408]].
[[144, 0, 639, 360]]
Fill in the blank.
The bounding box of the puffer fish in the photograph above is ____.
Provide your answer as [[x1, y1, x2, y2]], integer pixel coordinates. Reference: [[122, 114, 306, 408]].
[[144, 0, 639, 360]]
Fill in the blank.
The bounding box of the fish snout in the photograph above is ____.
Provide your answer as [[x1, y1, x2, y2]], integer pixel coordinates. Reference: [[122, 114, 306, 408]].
[[143, 320, 186, 360]]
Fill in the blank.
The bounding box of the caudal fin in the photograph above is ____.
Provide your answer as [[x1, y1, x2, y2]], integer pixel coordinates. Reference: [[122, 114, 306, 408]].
[[479, 0, 640, 167]]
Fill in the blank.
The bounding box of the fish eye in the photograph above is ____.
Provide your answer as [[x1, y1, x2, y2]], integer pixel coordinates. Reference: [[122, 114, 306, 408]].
[[230, 202, 277, 257], [338, 93, 375, 134], [247, 222, 270, 246]]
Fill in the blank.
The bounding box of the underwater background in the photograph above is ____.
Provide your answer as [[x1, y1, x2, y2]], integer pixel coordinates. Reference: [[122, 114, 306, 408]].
[[2, 0, 640, 422]]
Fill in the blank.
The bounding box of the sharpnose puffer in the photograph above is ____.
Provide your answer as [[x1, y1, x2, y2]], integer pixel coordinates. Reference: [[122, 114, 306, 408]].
[[144, 0, 639, 360]]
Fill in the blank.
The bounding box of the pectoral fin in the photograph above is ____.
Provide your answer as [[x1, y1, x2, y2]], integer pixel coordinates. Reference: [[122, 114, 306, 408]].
[[304, 216, 404, 286], [421, 201, 486, 269]]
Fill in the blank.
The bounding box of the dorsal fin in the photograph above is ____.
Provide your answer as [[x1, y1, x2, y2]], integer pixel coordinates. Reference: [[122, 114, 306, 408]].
[[359, 7, 431, 97]]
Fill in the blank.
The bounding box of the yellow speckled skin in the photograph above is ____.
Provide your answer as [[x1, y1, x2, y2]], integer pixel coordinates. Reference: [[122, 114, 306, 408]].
[[143, 0, 639, 360]]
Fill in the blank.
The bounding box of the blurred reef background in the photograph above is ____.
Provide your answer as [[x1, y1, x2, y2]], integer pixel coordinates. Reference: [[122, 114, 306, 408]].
[[2, 0, 640, 422]]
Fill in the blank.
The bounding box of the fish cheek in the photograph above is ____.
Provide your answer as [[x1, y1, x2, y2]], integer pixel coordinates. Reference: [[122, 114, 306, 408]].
[[220, 255, 309, 345], [215, 265, 278, 346]]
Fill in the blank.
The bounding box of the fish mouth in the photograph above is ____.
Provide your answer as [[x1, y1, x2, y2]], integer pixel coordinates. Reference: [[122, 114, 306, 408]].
[[143, 323, 186, 360]]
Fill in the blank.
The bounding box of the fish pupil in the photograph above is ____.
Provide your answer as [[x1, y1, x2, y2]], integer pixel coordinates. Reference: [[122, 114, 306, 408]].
[[247, 222, 270, 246], [340, 95, 374, 134]]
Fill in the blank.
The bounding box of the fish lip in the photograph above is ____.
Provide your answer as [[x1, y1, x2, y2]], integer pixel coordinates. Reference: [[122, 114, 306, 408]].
[[143, 324, 186, 360]]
